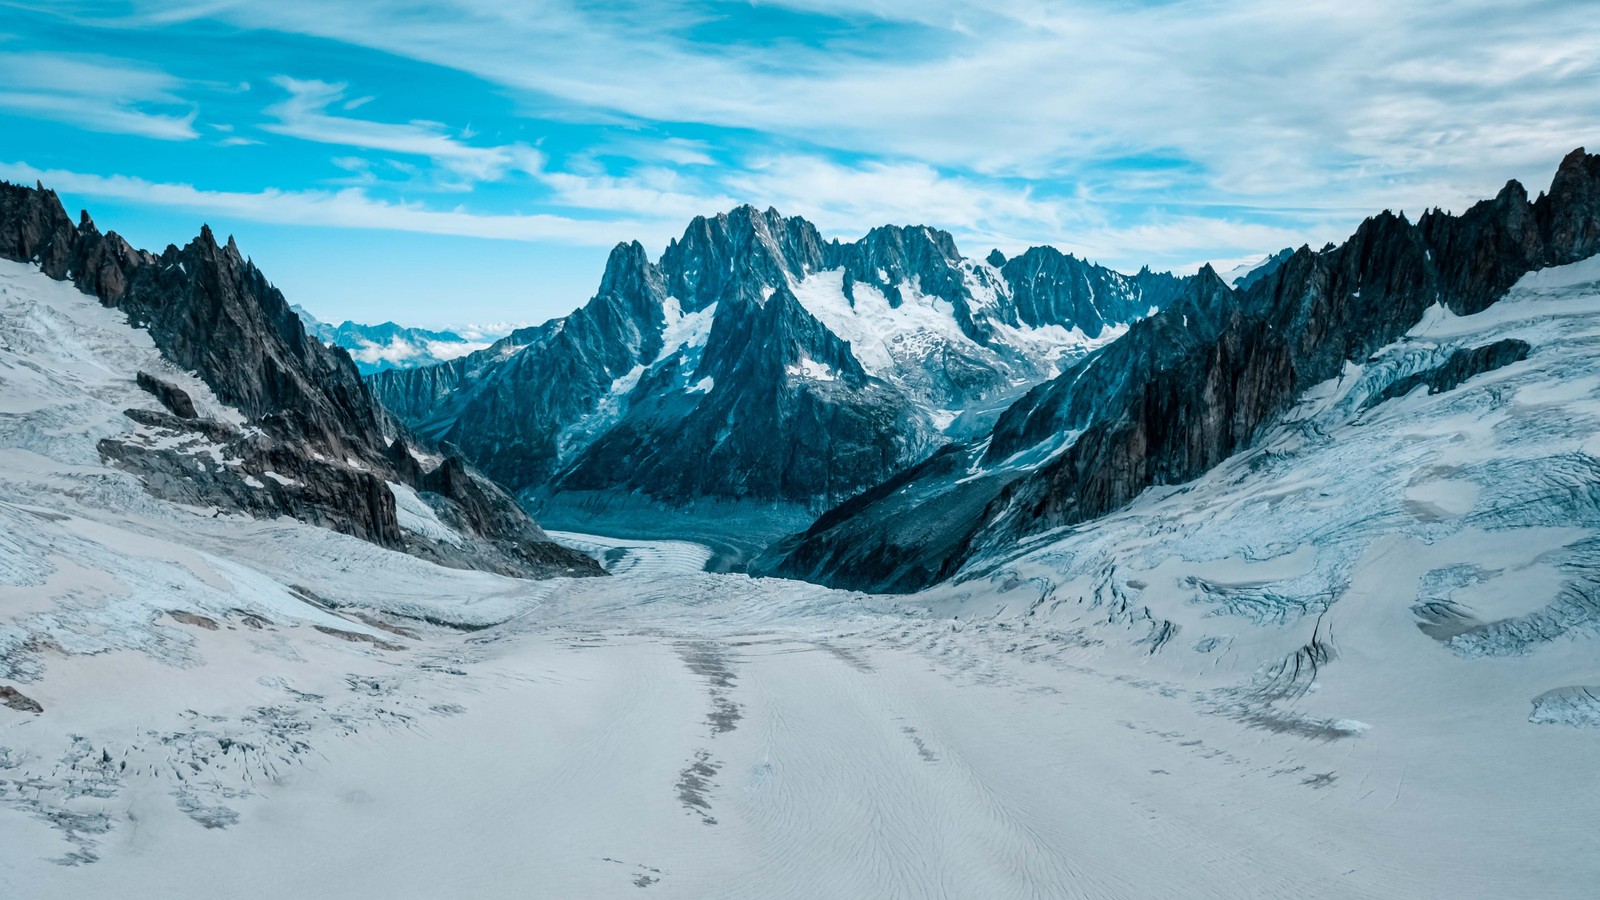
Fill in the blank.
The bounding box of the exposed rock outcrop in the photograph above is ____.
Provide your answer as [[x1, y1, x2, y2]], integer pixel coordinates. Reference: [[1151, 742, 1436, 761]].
[[0, 180, 603, 580], [1360, 339, 1531, 411], [136, 371, 198, 419]]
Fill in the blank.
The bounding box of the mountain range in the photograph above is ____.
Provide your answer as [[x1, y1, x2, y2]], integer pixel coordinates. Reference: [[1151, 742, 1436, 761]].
[[293, 307, 498, 374], [369, 206, 1193, 543], [757, 148, 1600, 591]]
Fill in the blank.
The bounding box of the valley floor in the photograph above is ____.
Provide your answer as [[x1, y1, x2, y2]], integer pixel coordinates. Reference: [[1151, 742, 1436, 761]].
[[2, 531, 1593, 899], [4, 254, 1599, 898]]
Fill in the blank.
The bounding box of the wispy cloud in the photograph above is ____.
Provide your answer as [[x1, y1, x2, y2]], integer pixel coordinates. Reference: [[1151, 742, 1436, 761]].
[[0, 52, 198, 140], [0, 161, 667, 246], [96, 0, 1599, 209], [10, 0, 1599, 313], [260, 76, 542, 187]]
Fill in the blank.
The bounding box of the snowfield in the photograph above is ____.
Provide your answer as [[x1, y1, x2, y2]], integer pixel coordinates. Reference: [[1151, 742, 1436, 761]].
[[2, 257, 1599, 897]]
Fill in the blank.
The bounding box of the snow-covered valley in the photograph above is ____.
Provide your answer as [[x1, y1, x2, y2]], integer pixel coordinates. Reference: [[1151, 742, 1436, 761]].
[[3, 254, 1599, 898]]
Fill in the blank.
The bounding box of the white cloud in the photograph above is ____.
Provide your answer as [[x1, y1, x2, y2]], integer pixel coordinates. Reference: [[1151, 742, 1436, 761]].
[[422, 339, 490, 361], [443, 321, 531, 341], [347, 336, 489, 366], [112, 0, 1598, 215], [535, 165, 741, 223], [724, 155, 1068, 243], [16, 1, 1600, 273], [0, 161, 672, 247], [260, 76, 543, 186], [0, 52, 198, 140]]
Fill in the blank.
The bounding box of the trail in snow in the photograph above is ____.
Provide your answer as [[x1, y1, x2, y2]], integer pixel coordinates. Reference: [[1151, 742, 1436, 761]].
[[3, 525, 1594, 899]]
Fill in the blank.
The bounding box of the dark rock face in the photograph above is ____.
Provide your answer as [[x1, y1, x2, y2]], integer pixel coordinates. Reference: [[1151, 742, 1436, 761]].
[[1360, 339, 1531, 411], [763, 148, 1600, 592], [0, 685, 42, 714], [997, 249, 1186, 336], [556, 285, 915, 505], [98, 423, 406, 547], [371, 205, 1185, 519], [136, 371, 197, 419], [0, 180, 602, 580], [661, 206, 828, 311]]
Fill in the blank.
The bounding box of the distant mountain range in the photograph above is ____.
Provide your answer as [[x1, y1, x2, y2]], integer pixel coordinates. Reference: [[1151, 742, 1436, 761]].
[[369, 206, 1193, 540], [292, 307, 499, 374]]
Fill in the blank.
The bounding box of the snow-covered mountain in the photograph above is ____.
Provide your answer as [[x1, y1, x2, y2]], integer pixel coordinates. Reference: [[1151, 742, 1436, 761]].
[[292, 307, 494, 374], [759, 148, 1600, 593], [0, 182, 601, 580], [370, 207, 1186, 534], [1218, 247, 1293, 290]]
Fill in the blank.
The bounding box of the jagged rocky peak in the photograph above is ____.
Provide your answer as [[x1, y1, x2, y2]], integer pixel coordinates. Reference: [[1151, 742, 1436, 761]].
[[761, 147, 1600, 593], [598, 239, 666, 306], [837, 223, 981, 330], [0, 179, 604, 580], [659, 204, 829, 310], [996, 245, 1187, 336]]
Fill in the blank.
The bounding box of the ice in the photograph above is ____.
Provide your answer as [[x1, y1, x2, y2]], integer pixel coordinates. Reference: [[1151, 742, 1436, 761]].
[[785, 356, 839, 381], [657, 297, 718, 364], [388, 481, 464, 547]]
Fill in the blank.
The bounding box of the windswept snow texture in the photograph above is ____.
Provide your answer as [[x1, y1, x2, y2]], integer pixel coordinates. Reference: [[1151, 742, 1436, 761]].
[[2, 259, 1598, 897]]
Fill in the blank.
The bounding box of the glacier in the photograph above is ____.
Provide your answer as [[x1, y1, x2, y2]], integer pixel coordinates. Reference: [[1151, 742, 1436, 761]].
[[2, 244, 1598, 897]]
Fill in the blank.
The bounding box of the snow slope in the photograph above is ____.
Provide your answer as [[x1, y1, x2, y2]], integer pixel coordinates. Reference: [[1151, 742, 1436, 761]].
[[2, 258, 1597, 897], [791, 266, 1126, 404]]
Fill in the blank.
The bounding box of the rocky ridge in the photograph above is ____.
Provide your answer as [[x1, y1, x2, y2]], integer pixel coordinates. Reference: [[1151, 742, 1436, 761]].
[[759, 148, 1600, 592], [0, 181, 603, 579]]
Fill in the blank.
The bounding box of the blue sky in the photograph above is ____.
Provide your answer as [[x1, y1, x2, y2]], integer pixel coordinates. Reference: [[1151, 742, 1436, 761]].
[[3, 1, 1597, 329]]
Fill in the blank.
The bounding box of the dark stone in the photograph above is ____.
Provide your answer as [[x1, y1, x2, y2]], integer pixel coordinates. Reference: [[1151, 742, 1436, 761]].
[[136, 371, 198, 418], [1361, 339, 1532, 411], [121, 408, 239, 443], [0, 685, 42, 714]]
